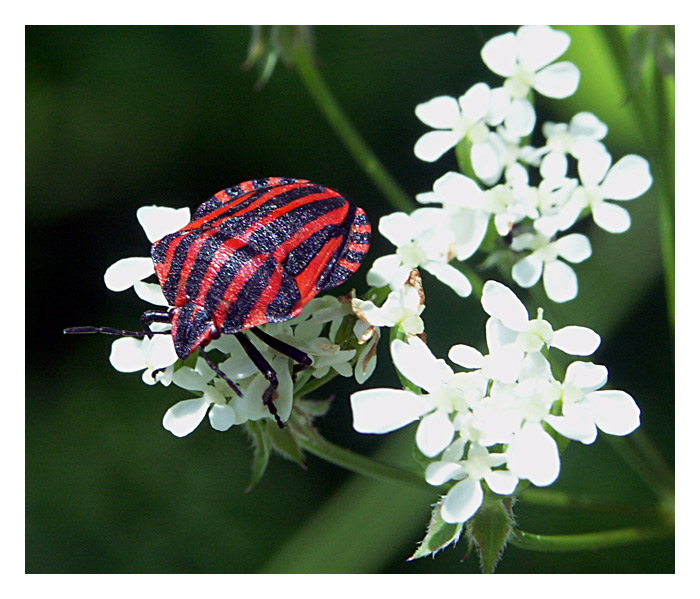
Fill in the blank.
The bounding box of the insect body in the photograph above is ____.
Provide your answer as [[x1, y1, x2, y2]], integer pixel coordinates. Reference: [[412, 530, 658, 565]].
[[65, 177, 371, 427]]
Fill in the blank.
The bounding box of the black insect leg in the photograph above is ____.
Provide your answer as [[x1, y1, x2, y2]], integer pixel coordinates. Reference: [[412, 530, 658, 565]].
[[140, 310, 172, 337], [235, 332, 285, 428], [198, 347, 243, 398], [249, 327, 312, 380]]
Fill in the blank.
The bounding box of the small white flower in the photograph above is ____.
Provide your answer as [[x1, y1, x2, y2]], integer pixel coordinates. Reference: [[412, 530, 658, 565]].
[[511, 231, 592, 303], [104, 205, 190, 305], [366, 209, 472, 297], [414, 83, 509, 171], [426, 442, 518, 524], [351, 336, 472, 458], [481, 25, 580, 101], [352, 283, 425, 335], [545, 361, 640, 443], [481, 280, 600, 355], [415, 172, 490, 260], [109, 326, 178, 385], [571, 152, 653, 233]]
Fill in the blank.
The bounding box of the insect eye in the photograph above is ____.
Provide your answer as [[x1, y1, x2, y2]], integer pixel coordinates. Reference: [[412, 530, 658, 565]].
[[209, 324, 221, 340]]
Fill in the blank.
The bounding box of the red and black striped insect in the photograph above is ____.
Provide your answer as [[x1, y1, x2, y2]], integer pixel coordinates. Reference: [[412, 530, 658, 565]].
[[65, 177, 371, 427]]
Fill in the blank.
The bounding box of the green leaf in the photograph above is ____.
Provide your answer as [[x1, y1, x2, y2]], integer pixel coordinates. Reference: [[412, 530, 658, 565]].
[[467, 496, 515, 574], [244, 420, 272, 492], [410, 503, 464, 560]]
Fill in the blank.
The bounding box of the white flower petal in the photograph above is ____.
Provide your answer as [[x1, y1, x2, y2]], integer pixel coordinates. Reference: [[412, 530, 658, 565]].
[[172, 366, 209, 392], [481, 32, 517, 77], [564, 361, 608, 390], [481, 280, 529, 331], [471, 140, 503, 185], [366, 254, 403, 288], [378, 212, 415, 248], [588, 390, 641, 436], [391, 337, 452, 393], [504, 98, 536, 137], [414, 130, 462, 162], [543, 260, 578, 303], [425, 461, 464, 486], [555, 233, 592, 263], [592, 201, 632, 233], [143, 334, 179, 369], [104, 257, 155, 292], [109, 337, 146, 372], [208, 403, 238, 432], [137, 206, 191, 244], [506, 423, 560, 487], [485, 469, 519, 495], [546, 408, 598, 444], [447, 344, 484, 369], [533, 62, 580, 98], [570, 112, 608, 140], [481, 344, 524, 384], [162, 398, 209, 437], [601, 155, 653, 200], [133, 281, 170, 306], [540, 151, 568, 181], [422, 261, 472, 297], [516, 25, 570, 72], [512, 254, 544, 288], [458, 82, 491, 122], [578, 150, 612, 187], [433, 171, 485, 209], [415, 95, 461, 129], [416, 411, 456, 458], [350, 388, 433, 434], [442, 477, 483, 524], [552, 326, 601, 356], [451, 210, 490, 260]]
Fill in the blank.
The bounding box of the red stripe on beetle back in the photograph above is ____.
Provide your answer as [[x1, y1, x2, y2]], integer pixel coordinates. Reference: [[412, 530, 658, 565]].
[[294, 235, 344, 308], [352, 223, 372, 234], [338, 258, 361, 272], [229, 181, 310, 219], [346, 242, 369, 254], [272, 203, 349, 263], [173, 228, 223, 307], [212, 253, 269, 326], [243, 266, 284, 329]]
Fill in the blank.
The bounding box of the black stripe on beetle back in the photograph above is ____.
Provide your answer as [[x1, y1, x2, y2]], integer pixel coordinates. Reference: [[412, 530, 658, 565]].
[[221, 255, 277, 333], [202, 243, 263, 316], [281, 224, 345, 277]]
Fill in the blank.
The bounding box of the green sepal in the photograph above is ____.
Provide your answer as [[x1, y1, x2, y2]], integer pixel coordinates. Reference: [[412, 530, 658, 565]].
[[389, 326, 422, 394], [410, 503, 464, 560], [295, 396, 334, 419], [455, 135, 477, 180], [244, 420, 272, 492], [467, 494, 515, 573], [265, 419, 307, 469]]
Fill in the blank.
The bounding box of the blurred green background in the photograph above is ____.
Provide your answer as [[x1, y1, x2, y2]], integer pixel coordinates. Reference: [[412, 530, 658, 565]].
[[26, 25, 674, 573]]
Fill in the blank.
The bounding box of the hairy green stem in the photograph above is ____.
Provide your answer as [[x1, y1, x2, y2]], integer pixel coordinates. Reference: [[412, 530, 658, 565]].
[[291, 418, 428, 490], [511, 525, 672, 552], [291, 35, 415, 214]]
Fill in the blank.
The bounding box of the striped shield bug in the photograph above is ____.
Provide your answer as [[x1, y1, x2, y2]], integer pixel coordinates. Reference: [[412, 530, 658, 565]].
[[65, 177, 372, 427]]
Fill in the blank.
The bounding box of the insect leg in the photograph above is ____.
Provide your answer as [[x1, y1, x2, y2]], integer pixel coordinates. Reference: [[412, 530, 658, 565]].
[[249, 327, 312, 380], [140, 310, 172, 337], [198, 347, 243, 398], [235, 332, 285, 428], [63, 326, 163, 337]]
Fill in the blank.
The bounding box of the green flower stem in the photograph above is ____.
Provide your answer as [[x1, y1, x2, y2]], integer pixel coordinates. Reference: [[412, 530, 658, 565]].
[[511, 525, 673, 552], [291, 417, 428, 490], [599, 25, 674, 331], [291, 35, 415, 214], [519, 488, 663, 520]]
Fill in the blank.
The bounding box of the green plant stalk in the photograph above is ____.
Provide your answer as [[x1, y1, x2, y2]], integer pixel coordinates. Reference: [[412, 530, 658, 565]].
[[291, 36, 415, 214], [599, 26, 674, 331], [290, 416, 428, 490], [511, 525, 672, 552]]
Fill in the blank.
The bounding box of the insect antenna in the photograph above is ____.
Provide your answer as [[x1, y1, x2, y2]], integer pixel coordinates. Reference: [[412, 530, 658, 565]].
[[62, 326, 170, 338]]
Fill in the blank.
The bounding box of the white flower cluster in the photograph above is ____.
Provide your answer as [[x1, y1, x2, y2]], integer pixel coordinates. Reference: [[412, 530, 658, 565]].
[[350, 280, 641, 524], [367, 25, 653, 303], [103, 206, 365, 436]]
